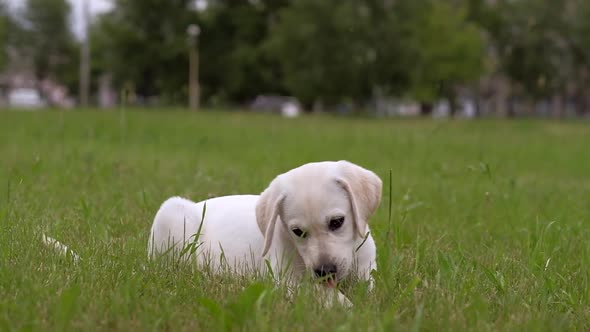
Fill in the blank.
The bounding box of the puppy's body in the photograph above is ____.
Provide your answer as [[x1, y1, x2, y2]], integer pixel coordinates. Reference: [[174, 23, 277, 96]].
[[149, 161, 382, 306], [149, 195, 266, 271], [148, 194, 376, 281]]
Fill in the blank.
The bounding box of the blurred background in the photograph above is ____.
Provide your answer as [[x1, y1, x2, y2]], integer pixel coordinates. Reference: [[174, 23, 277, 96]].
[[1, 0, 590, 118]]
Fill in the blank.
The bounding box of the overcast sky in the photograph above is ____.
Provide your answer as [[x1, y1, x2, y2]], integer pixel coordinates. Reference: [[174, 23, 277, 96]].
[[6, 0, 114, 39]]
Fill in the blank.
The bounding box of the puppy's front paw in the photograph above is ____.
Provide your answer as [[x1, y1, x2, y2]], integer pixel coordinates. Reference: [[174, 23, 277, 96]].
[[318, 286, 353, 308], [336, 291, 353, 308]]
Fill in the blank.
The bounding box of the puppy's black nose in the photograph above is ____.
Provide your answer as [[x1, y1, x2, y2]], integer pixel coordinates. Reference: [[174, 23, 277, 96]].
[[314, 264, 337, 278]]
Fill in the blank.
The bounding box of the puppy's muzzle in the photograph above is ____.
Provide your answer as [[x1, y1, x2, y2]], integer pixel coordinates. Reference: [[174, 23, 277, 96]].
[[314, 263, 338, 279]]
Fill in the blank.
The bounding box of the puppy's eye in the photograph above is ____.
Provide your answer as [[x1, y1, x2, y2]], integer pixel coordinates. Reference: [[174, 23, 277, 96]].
[[292, 228, 307, 238], [329, 217, 345, 231]]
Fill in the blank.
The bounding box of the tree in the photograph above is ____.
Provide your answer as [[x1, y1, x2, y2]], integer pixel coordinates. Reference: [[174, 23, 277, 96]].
[[268, 0, 484, 109], [86, 0, 586, 113], [399, 0, 485, 105], [24, 0, 78, 90], [0, 2, 12, 70], [362, 0, 413, 100], [92, 0, 288, 105], [197, 0, 288, 103], [92, 0, 197, 103], [486, 1, 572, 99], [266, 0, 377, 107], [572, 0, 590, 66], [568, 0, 590, 114]]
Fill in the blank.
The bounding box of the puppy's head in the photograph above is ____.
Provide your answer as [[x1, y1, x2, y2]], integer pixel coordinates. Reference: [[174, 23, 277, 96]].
[[256, 160, 382, 285]]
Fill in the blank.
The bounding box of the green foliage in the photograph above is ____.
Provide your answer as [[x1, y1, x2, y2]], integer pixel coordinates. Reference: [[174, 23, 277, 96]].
[[90, 0, 486, 107], [265, 0, 485, 105], [91, 0, 287, 104], [485, 0, 573, 97], [0, 3, 11, 70], [266, 0, 373, 105], [23, 0, 79, 90], [402, 1, 485, 102], [198, 0, 288, 103], [5, 0, 589, 107], [91, 0, 198, 102], [1, 110, 590, 329], [570, 0, 590, 84]]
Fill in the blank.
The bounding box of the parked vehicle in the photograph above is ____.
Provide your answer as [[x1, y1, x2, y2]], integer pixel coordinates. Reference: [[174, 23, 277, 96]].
[[8, 88, 46, 109], [250, 95, 302, 117]]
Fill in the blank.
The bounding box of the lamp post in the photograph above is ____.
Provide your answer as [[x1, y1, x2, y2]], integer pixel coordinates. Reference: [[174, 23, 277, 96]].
[[187, 24, 200, 111], [79, 0, 90, 107]]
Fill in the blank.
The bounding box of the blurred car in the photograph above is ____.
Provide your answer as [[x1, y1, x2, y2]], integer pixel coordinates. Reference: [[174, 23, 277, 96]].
[[8, 88, 46, 109], [250, 95, 302, 117]]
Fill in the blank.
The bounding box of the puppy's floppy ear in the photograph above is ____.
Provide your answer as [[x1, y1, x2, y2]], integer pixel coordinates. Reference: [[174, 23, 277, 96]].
[[335, 160, 382, 238], [256, 177, 285, 257]]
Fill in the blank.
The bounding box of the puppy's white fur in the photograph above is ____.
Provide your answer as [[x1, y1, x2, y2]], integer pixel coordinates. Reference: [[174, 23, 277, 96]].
[[42, 234, 81, 263], [148, 160, 382, 305]]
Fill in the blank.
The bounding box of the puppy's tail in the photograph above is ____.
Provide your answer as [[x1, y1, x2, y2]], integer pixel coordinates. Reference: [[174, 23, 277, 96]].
[[42, 234, 81, 263]]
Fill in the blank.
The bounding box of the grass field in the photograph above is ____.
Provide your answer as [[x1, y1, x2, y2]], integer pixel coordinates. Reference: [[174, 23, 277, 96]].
[[1, 109, 589, 331]]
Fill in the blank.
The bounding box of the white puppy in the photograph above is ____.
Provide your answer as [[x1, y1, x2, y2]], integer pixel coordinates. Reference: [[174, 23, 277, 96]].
[[148, 160, 382, 305]]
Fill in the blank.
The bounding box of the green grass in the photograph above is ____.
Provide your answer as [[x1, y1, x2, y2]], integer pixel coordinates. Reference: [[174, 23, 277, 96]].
[[1, 109, 589, 331]]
